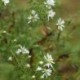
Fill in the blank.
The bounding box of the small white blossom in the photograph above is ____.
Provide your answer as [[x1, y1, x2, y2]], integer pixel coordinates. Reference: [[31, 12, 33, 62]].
[[27, 10, 39, 23], [2, 30, 7, 33], [8, 56, 12, 61], [13, 39, 17, 42], [48, 9, 55, 21], [27, 15, 32, 23], [39, 61, 44, 65], [32, 75, 36, 79], [16, 45, 29, 55], [2, 0, 9, 6], [44, 53, 55, 68], [41, 68, 52, 78], [44, 0, 55, 7], [36, 66, 42, 71], [25, 63, 31, 68], [35, 54, 55, 78], [2, 30, 9, 35], [56, 18, 65, 31], [16, 49, 21, 55], [31, 10, 36, 15]]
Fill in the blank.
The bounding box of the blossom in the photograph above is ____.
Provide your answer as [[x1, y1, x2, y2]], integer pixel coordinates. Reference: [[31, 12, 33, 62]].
[[44, 0, 55, 7], [35, 54, 55, 79], [16, 45, 29, 55], [2, 0, 9, 6], [48, 9, 55, 21], [56, 18, 65, 31], [2, 30, 7, 33], [36, 66, 52, 78], [32, 75, 36, 79], [44, 53, 55, 68], [39, 61, 44, 65], [41, 68, 52, 78], [25, 63, 31, 68], [27, 10, 39, 23], [36, 66, 42, 71], [27, 15, 32, 23], [31, 10, 36, 15], [8, 56, 12, 61]]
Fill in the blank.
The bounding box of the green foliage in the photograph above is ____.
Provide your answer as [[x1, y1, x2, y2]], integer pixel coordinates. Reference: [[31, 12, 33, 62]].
[[0, 0, 80, 80]]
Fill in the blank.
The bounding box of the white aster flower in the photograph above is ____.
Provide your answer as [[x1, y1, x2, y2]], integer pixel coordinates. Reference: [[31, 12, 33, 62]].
[[41, 68, 52, 78], [16, 45, 29, 55], [56, 18, 65, 31], [44, 53, 55, 68], [27, 15, 32, 23], [2, 30, 7, 33], [48, 9, 55, 21], [2, 0, 9, 6], [25, 63, 31, 68], [13, 39, 17, 42], [39, 61, 44, 65], [44, 0, 55, 7], [33, 14, 39, 21], [8, 56, 12, 61], [32, 75, 36, 79], [36, 66, 42, 71], [31, 10, 36, 15], [27, 10, 39, 23]]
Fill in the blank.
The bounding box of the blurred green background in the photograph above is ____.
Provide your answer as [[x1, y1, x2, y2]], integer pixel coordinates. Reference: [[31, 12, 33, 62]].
[[0, 0, 80, 80]]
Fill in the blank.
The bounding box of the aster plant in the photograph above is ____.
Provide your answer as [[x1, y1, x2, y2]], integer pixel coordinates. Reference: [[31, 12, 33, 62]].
[[0, 0, 80, 80]]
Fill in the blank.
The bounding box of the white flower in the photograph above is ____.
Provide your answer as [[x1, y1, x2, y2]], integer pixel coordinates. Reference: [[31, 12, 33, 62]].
[[56, 18, 65, 31], [33, 14, 39, 21], [27, 15, 32, 23], [2, 30, 7, 33], [8, 56, 12, 61], [35, 54, 55, 78], [41, 68, 52, 78], [44, 53, 55, 68], [39, 61, 44, 65], [16, 49, 21, 55], [31, 10, 36, 15], [44, 0, 55, 7], [25, 63, 31, 68], [27, 10, 39, 23], [13, 39, 17, 42], [16, 45, 29, 55], [32, 75, 36, 79], [2, 0, 9, 6], [48, 9, 55, 21], [36, 66, 42, 71]]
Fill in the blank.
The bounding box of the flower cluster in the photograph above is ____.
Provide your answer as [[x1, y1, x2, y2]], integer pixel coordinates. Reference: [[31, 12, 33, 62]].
[[27, 0, 56, 23], [2, 0, 9, 6], [9, 45, 31, 68], [8, 45, 30, 61], [36, 67, 52, 79], [4, 0, 66, 79], [27, 10, 40, 24], [44, 0, 55, 7], [44, 0, 56, 21], [32, 53, 55, 79]]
